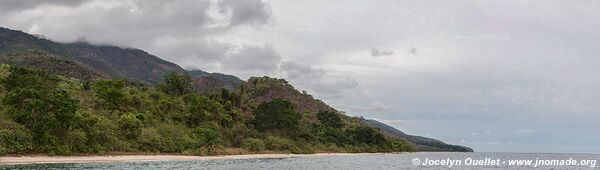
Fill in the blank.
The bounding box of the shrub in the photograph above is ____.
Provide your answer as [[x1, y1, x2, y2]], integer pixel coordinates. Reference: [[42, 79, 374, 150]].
[[264, 136, 294, 151], [154, 124, 195, 153], [65, 129, 88, 153], [0, 121, 33, 155], [138, 128, 163, 152], [194, 128, 221, 155], [389, 140, 413, 152], [242, 138, 265, 153], [74, 111, 118, 152]]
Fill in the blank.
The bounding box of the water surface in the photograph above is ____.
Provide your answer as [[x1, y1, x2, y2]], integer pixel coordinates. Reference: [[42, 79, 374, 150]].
[[2, 152, 599, 170]]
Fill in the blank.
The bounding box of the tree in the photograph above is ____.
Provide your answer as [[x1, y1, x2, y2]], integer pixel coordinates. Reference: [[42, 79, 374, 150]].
[[184, 94, 226, 128], [317, 111, 344, 128], [158, 72, 193, 96], [251, 99, 301, 133], [118, 113, 143, 139], [93, 80, 127, 110]]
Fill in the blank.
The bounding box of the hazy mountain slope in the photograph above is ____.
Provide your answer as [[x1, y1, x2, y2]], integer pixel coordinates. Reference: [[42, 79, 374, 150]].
[[362, 118, 474, 152], [0, 50, 108, 80], [0, 27, 241, 90], [0, 27, 71, 57], [188, 70, 244, 90], [66, 42, 185, 84]]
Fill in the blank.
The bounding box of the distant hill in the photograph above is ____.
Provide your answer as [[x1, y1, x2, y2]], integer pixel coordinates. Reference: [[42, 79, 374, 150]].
[[0, 27, 240, 91], [362, 118, 474, 152]]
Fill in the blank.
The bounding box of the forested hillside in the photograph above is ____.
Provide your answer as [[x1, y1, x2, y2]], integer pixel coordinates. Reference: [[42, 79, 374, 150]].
[[0, 65, 411, 155]]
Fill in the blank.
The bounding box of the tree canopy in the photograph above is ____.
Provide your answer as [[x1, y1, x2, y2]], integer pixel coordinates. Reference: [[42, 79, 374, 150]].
[[251, 99, 301, 134], [158, 72, 193, 96]]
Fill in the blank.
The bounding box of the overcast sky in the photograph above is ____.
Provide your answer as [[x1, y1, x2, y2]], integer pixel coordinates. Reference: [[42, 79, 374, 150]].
[[2, 0, 600, 153]]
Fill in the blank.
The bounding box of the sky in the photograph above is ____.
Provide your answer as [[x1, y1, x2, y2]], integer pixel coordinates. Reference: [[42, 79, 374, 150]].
[[1, 0, 600, 153]]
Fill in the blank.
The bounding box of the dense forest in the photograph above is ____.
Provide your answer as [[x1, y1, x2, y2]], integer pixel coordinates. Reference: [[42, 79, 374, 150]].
[[0, 64, 412, 155]]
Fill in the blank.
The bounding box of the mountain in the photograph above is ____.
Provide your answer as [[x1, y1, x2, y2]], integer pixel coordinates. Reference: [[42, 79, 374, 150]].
[[65, 42, 184, 84], [0, 27, 240, 91], [362, 118, 474, 152], [0, 27, 472, 152]]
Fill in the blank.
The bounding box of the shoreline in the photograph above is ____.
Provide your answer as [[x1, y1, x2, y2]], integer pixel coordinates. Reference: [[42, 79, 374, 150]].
[[0, 153, 396, 165]]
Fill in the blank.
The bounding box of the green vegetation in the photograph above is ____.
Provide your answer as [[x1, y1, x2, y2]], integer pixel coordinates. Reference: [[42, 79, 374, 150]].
[[251, 99, 301, 134], [0, 64, 412, 156], [242, 138, 265, 153], [158, 72, 193, 96]]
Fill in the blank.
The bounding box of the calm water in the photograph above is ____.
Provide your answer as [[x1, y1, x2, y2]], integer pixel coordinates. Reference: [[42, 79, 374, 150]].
[[2, 152, 599, 170]]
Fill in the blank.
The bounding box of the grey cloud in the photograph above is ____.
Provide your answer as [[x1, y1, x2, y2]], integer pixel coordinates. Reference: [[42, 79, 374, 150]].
[[409, 47, 417, 55], [350, 101, 400, 113], [370, 48, 394, 57], [223, 44, 281, 73], [276, 60, 358, 99], [0, 0, 87, 13], [218, 0, 272, 27], [0, 0, 215, 45], [311, 77, 358, 97], [0, 0, 276, 80], [279, 60, 325, 79], [149, 37, 232, 69]]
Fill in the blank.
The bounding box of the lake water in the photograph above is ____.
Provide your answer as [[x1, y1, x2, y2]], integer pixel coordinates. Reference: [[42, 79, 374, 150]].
[[2, 152, 599, 170]]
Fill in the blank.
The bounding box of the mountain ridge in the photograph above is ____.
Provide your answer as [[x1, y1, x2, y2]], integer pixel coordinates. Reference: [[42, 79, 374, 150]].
[[0, 27, 241, 91]]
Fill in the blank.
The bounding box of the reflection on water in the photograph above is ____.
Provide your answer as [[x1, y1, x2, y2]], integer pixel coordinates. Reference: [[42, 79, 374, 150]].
[[2, 152, 600, 170]]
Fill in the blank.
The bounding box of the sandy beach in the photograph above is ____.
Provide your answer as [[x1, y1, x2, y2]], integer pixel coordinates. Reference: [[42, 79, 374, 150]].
[[0, 153, 379, 165]]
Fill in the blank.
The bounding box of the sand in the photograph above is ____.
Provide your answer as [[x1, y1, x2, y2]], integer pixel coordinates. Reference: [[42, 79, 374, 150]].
[[0, 153, 379, 165]]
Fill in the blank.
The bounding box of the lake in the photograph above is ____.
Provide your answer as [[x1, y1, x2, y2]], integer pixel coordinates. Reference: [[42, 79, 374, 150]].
[[2, 152, 599, 170]]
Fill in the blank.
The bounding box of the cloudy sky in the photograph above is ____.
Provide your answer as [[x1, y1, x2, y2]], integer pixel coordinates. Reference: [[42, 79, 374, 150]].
[[2, 0, 600, 153]]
